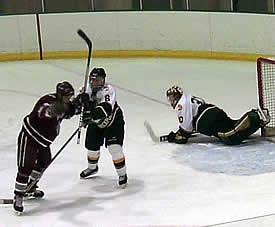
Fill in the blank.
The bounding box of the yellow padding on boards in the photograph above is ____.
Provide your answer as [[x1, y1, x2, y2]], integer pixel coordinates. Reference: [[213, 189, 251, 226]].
[[0, 50, 271, 62], [0, 52, 40, 61]]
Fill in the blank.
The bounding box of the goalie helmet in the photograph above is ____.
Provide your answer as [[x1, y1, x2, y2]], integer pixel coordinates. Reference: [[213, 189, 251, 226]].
[[56, 81, 74, 96], [166, 86, 183, 108], [89, 67, 106, 92]]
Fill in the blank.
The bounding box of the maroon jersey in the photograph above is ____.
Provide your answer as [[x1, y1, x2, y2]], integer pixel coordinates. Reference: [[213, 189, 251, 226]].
[[22, 93, 75, 147]]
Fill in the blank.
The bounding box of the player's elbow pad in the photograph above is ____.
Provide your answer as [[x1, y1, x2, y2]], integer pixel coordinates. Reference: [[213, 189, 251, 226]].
[[91, 102, 112, 123]]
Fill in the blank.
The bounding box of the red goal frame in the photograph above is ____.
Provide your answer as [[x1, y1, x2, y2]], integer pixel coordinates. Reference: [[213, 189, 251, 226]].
[[257, 57, 275, 137]]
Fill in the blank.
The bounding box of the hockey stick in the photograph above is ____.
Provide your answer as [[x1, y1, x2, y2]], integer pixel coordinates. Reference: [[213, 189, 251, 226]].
[[0, 199, 13, 204], [144, 121, 168, 143], [0, 128, 79, 204], [77, 29, 92, 144]]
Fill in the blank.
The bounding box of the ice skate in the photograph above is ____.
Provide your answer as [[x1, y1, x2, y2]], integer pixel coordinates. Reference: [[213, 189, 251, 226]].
[[118, 174, 128, 188], [24, 184, 44, 199], [80, 165, 98, 179], [13, 194, 23, 215], [255, 108, 270, 127]]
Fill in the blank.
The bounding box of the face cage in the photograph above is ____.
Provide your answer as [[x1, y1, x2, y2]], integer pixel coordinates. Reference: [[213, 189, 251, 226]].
[[57, 93, 74, 103], [90, 77, 105, 91], [167, 94, 177, 108]]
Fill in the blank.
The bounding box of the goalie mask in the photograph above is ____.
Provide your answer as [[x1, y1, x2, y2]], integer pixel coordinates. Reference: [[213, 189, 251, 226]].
[[166, 86, 183, 109], [89, 67, 106, 92]]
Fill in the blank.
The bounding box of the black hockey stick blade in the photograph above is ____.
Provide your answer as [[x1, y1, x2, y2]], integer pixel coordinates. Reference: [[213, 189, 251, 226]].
[[144, 121, 168, 143], [77, 29, 92, 47], [0, 199, 13, 204]]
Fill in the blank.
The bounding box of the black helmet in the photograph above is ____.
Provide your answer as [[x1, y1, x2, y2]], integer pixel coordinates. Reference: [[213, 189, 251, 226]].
[[56, 81, 74, 96], [89, 67, 106, 92]]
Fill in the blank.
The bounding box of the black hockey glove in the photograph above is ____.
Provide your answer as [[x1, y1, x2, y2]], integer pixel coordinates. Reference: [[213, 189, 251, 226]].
[[82, 110, 92, 127], [167, 129, 188, 144], [167, 131, 176, 143], [76, 92, 90, 105], [71, 93, 91, 115]]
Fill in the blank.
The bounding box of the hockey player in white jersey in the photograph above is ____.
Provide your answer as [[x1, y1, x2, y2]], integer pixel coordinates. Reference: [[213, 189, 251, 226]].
[[79, 67, 127, 187], [166, 86, 270, 145]]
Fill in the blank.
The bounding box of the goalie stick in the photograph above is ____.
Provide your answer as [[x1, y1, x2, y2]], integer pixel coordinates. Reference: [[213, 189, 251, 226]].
[[144, 121, 168, 143], [77, 29, 92, 144], [0, 128, 79, 205]]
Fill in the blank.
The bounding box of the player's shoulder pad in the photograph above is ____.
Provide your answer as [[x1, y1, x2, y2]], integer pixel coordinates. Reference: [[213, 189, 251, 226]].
[[103, 84, 114, 92], [39, 93, 56, 104]]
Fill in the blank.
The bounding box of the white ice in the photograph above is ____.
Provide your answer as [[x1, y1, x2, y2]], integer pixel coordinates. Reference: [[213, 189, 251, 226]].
[[0, 58, 275, 227]]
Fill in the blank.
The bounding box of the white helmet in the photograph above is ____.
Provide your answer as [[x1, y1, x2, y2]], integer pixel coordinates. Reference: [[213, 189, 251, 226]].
[[166, 86, 183, 108]]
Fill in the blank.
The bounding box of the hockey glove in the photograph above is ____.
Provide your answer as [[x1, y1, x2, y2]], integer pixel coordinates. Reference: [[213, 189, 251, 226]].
[[167, 131, 176, 143], [167, 130, 188, 144], [72, 93, 90, 111], [82, 110, 92, 127], [77, 92, 90, 104]]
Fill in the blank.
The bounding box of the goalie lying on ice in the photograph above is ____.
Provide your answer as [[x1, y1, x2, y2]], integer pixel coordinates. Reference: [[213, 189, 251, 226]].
[[165, 86, 270, 145]]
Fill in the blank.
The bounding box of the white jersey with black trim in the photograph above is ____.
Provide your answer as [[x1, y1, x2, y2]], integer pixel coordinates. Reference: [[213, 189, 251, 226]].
[[86, 83, 116, 109], [175, 94, 203, 132]]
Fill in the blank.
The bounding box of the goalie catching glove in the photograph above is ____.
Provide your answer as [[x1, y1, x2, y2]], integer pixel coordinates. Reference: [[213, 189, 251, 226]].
[[167, 127, 192, 144]]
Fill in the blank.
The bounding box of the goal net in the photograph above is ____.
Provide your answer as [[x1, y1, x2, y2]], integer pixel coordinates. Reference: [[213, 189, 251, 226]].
[[257, 57, 275, 137]]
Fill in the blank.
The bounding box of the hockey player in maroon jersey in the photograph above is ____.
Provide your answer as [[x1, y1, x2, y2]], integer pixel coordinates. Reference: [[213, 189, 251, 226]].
[[165, 86, 270, 145], [13, 81, 82, 215], [78, 67, 127, 188]]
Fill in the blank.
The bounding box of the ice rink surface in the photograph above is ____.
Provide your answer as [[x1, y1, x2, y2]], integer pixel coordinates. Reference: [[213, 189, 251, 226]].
[[0, 57, 275, 227]]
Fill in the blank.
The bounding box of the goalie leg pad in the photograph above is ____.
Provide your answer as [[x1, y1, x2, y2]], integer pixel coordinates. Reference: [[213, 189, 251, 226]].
[[218, 110, 262, 145], [218, 114, 250, 145], [218, 132, 244, 145]]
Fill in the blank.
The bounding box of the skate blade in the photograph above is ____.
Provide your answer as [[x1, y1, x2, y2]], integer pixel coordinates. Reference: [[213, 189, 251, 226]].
[[15, 211, 22, 216], [12, 207, 23, 216], [24, 195, 43, 200], [119, 183, 128, 189], [80, 175, 98, 180]]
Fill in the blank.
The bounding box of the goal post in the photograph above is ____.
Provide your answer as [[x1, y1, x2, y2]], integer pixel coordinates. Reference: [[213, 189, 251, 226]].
[[257, 57, 275, 137]]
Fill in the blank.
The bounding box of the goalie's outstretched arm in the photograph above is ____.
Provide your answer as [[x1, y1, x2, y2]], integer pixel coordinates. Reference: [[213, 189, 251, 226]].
[[166, 127, 192, 144]]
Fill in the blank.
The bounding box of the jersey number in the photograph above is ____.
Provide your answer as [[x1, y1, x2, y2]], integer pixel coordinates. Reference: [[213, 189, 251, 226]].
[[178, 116, 184, 123], [105, 95, 110, 102]]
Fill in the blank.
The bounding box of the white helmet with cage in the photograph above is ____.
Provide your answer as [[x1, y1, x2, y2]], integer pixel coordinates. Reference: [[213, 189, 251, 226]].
[[89, 67, 106, 92], [166, 86, 183, 108]]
